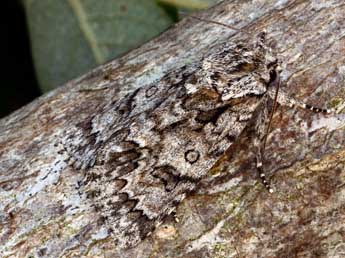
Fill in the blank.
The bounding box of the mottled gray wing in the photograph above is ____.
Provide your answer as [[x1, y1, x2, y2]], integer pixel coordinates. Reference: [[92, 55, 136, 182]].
[[59, 39, 274, 248]]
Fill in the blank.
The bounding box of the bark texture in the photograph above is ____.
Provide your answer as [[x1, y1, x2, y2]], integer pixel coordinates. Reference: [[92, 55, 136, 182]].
[[1, 0, 345, 257]]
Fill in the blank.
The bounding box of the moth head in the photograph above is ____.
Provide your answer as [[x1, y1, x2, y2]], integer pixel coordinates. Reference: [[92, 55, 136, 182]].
[[254, 30, 282, 81], [266, 59, 282, 88], [189, 32, 282, 102]]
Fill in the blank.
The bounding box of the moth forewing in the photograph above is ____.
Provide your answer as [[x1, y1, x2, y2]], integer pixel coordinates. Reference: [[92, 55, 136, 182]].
[[59, 34, 275, 248], [58, 27, 332, 248]]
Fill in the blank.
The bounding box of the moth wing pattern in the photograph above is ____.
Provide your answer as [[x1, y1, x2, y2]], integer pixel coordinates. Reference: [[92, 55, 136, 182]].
[[58, 35, 278, 248]]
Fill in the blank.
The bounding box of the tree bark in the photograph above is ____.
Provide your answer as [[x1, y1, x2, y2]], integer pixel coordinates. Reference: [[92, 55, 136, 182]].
[[1, 0, 345, 257]]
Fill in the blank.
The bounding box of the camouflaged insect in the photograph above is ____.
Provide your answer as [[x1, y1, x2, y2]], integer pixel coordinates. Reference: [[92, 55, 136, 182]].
[[58, 31, 332, 249]]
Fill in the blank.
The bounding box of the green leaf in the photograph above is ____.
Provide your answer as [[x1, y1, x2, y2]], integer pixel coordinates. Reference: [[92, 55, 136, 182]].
[[23, 0, 174, 92], [158, 0, 220, 10]]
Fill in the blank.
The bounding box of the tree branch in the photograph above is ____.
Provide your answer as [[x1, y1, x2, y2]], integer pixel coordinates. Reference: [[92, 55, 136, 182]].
[[0, 0, 345, 257]]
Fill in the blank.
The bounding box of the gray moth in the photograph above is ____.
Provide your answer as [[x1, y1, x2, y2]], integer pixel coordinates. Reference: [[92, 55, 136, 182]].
[[58, 31, 331, 249]]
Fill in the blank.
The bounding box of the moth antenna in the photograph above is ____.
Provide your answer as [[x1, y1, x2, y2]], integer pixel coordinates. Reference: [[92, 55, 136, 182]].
[[186, 14, 250, 35], [262, 70, 281, 151]]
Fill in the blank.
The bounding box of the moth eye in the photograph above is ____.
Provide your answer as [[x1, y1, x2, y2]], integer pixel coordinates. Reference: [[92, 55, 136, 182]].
[[210, 72, 221, 81], [184, 150, 200, 164], [267, 59, 278, 69], [145, 85, 158, 98], [269, 70, 277, 83]]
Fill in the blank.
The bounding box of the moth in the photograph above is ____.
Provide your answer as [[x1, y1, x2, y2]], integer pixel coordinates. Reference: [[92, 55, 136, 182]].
[[59, 19, 332, 249]]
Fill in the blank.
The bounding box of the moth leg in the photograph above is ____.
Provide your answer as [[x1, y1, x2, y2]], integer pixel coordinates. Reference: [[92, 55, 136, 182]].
[[268, 87, 334, 114], [255, 149, 274, 193], [253, 95, 274, 193]]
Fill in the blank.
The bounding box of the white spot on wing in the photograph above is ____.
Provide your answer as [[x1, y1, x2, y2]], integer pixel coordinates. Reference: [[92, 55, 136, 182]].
[[185, 83, 198, 94]]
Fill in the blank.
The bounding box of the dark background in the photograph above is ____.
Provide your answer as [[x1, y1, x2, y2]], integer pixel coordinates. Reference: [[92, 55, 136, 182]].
[[1, 1, 41, 118], [0, 1, 205, 119]]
